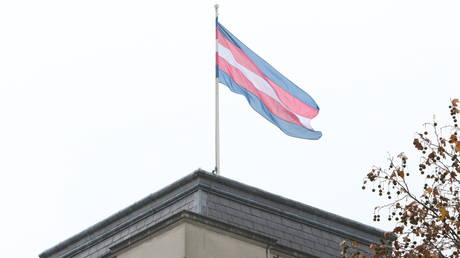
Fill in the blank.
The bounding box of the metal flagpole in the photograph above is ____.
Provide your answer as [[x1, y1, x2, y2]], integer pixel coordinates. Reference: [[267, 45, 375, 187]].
[[214, 4, 220, 175]]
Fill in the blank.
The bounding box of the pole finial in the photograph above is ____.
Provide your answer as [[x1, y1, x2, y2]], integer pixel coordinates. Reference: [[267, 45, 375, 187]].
[[214, 4, 219, 16]]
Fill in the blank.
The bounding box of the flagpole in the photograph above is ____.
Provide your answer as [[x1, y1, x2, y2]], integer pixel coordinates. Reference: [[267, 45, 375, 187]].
[[214, 4, 220, 175]]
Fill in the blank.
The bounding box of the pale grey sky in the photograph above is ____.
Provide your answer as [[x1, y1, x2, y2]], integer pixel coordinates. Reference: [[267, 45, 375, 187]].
[[0, 1, 459, 257]]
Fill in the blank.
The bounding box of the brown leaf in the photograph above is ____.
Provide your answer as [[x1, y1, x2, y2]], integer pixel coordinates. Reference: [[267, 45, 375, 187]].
[[393, 226, 404, 234], [439, 206, 448, 221], [452, 98, 459, 107], [456, 141, 460, 152], [351, 241, 358, 247], [413, 138, 423, 150], [440, 138, 446, 146], [425, 188, 433, 194], [397, 169, 405, 178]]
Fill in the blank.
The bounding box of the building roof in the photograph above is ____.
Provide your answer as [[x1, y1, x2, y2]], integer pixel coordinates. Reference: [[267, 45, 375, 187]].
[[40, 169, 385, 258]]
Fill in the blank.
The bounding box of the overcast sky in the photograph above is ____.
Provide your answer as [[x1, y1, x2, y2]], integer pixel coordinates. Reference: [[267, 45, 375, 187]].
[[0, 1, 459, 257]]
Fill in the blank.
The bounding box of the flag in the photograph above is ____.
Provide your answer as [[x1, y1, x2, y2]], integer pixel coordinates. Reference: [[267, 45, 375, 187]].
[[216, 22, 322, 140]]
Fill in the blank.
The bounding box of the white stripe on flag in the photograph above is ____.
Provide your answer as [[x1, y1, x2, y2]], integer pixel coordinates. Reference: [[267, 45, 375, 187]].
[[217, 43, 313, 130]]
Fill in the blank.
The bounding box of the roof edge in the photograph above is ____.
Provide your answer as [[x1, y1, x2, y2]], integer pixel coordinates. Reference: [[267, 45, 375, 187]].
[[196, 171, 386, 238], [40, 169, 385, 257], [39, 169, 208, 258]]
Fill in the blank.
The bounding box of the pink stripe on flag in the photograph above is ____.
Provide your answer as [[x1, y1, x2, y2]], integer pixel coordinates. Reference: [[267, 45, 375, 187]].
[[218, 56, 304, 126], [217, 30, 319, 119]]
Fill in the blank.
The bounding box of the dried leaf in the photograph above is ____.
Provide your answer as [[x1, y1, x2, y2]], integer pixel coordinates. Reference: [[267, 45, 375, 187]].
[[393, 226, 404, 234], [413, 138, 423, 150], [456, 141, 460, 152], [440, 137, 446, 146], [439, 206, 448, 221], [352, 241, 358, 247], [397, 169, 405, 178], [452, 98, 459, 107], [416, 245, 424, 252], [425, 188, 433, 194]]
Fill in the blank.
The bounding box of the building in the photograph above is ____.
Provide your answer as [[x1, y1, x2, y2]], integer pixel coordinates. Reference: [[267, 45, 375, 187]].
[[39, 170, 384, 258]]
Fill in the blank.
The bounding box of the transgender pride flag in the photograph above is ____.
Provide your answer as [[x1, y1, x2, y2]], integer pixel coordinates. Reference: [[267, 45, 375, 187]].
[[216, 22, 322, 140]]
